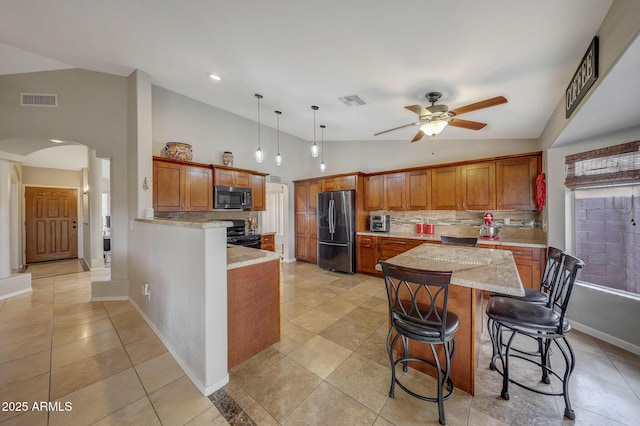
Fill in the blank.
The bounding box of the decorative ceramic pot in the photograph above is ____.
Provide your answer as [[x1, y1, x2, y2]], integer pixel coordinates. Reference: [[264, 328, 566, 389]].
[[163, 142, 193, 161], [223, 151, 233, 166]]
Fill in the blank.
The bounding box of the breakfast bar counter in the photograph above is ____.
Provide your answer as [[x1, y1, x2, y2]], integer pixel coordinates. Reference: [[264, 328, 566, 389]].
[[226, 245, 281, 368], [376, 243, 524, 395]]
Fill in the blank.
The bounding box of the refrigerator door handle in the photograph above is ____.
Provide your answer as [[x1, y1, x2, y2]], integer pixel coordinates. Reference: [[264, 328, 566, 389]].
[[329, 199, 335, 235], [318, 241, 348, 247]]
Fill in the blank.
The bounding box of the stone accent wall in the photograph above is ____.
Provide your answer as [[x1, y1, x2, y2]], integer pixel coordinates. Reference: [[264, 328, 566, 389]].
[[575, 196, 638, 293]]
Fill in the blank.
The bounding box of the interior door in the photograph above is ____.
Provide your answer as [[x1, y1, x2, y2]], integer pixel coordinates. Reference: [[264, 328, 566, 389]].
[[25, 187, 78, 263]]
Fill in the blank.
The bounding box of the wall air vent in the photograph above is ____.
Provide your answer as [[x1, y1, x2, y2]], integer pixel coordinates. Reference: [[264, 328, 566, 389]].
[[21, 93, 58, 107], [338, 94, 367, 107]]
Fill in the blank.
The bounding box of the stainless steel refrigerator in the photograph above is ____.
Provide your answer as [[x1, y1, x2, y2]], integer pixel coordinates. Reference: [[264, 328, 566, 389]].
[[317, 190, 356, 273]]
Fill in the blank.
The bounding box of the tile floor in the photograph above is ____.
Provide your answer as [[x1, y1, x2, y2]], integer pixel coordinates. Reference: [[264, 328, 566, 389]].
[[1, 261, 639, 425]]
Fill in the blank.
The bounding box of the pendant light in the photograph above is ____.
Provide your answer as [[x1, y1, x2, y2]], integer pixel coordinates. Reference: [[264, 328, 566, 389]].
[[320, 124, 326, 173], [310, 105, 319, 157], [275, 110, 282, 166], [254, 94, 264, 163]]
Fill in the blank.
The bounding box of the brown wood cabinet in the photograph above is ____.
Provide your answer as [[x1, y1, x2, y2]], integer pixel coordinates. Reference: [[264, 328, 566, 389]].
[[356, 235, 378, 274], [153, 157, 213, 212], [460, 162, 496, 210], [213, 166, 252, 188], [227, 258, 280, 369], [261, 234, 275, 252], [501, 245, 545, 290], [431, 166, 459, 210], [364, 175, 385, 210], [405, 169, 431, 210], [431, 162, 495, 210], [496, 156, 540, 210], [323, 174, 356, 191], [378, 237, 424, 262], [294, 179, 321, 263], [365, 170, 430, 211], [251, 174, 266, 211]]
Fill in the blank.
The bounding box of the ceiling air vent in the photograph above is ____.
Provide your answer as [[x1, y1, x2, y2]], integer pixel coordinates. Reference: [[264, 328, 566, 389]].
[[338, 94, 367, 107], [21, 93, 58, 107]]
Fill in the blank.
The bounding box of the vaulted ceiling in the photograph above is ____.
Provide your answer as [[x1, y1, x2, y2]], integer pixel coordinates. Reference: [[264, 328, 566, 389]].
[[0, 0, 624, 145]]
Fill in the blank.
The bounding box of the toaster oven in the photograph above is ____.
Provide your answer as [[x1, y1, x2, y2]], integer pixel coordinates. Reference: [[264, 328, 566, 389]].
[[369, 214, 390, 232]]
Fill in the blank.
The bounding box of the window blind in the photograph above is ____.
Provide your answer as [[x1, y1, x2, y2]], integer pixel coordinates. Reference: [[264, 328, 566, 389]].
[[565, 140, 640, 189]]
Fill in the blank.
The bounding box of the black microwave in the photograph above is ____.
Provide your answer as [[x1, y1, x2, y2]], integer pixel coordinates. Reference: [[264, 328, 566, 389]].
[[214, 186, 253, 210]]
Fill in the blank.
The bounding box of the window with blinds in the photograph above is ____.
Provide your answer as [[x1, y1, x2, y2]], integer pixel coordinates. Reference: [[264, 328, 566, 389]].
[[565, 141, 640, 189]]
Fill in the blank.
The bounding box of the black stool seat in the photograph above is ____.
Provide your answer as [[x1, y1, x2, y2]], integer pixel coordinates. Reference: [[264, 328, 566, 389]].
[[394, 311, 460, 341], [487, 296, 570, 334]]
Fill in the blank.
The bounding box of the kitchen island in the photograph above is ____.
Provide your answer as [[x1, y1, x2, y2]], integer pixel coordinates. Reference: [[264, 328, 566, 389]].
[[376, 243, 523, 395], [227, 245, 281, 368]]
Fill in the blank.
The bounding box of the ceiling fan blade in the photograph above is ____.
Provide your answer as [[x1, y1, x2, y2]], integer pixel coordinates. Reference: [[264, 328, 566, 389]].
[[450, 96, 507, 116], [449, 118, 487, 130], [405, 105, 429, 116], [411, 130, 425, 142], [374, 122, 420, 136]]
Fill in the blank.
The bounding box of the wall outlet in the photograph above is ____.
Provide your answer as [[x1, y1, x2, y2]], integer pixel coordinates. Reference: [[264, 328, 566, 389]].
[[143, 283, 150, 295]]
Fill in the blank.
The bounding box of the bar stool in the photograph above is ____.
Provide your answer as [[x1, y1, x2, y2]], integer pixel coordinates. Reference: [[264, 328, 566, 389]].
[[486, 254, 585, 420], [440, 236, 478, 247], [379, 261, 459, 425], [487, 247, 565, 368], [490, 246, 565, 303]]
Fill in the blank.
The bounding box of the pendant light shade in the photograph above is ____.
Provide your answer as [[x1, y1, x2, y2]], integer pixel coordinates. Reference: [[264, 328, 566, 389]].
[[310, 105, 319, 157], [275, 110, 282, 166], [320, 124, 326, 173], [255, 94, 264, 163]]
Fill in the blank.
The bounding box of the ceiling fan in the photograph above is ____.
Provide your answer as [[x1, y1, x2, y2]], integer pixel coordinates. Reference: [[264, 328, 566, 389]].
[[374, 92, 508, 142]]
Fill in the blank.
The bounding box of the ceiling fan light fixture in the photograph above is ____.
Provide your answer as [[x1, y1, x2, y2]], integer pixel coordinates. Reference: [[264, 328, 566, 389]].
[[420, 118, 449, 137]]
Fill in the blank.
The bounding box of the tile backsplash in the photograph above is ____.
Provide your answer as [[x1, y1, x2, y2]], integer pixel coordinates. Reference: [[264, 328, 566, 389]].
[[371, 210, 545, 240]]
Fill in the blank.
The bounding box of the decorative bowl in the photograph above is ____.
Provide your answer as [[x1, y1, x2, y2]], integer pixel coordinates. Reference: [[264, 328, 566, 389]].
[[163, 142, 193, 161]]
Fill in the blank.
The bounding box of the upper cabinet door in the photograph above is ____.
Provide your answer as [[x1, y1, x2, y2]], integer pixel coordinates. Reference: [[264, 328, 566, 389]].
[[384, 172, 405, 210], [460, 162, 496, 211], [295, 181, 309, 212], [185, 166, 213, 211], [308, 179, 322, 211], [405, 169, 431, 210], [251, 174, 266, 211], [496, 156, 539, 210], [431, 166, 459, 210], [364, 175, 384, 211], [154, 160, 185, 211]]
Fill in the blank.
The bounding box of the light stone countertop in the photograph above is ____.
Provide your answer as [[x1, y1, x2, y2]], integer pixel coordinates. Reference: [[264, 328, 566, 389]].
[[227, 245, 281, 270], [135, 218, 233, 229], [357, 231, 546, 249], [376, 243, 525, 296]]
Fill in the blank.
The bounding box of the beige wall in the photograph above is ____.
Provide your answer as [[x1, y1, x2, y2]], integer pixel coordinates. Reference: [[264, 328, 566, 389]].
[[22, 165, 81, 188], [0, 69, 130, 282]]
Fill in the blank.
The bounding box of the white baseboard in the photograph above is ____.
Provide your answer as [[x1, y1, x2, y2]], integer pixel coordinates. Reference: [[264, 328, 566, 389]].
[[128, 298, 229, 396], [283, 257, 297, 263], [571, 321, 640, 356], [0, 287, 32, 300], [91, 296, 128, 301]]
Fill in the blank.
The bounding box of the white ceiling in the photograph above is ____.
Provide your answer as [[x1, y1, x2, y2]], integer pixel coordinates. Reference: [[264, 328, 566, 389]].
[[0, 0, 620, 143]]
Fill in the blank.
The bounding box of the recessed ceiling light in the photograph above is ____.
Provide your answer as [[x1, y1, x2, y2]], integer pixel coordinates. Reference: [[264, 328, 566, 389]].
[[208, 73, 221, 81], [49, 139, 64, 143]]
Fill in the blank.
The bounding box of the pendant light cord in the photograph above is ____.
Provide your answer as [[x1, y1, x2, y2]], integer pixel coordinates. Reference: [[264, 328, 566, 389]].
[[256, 94, 262, 149]]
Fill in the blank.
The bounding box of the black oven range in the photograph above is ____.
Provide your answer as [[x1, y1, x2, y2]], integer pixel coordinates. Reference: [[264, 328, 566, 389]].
[[225, 219, 261, 249]]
